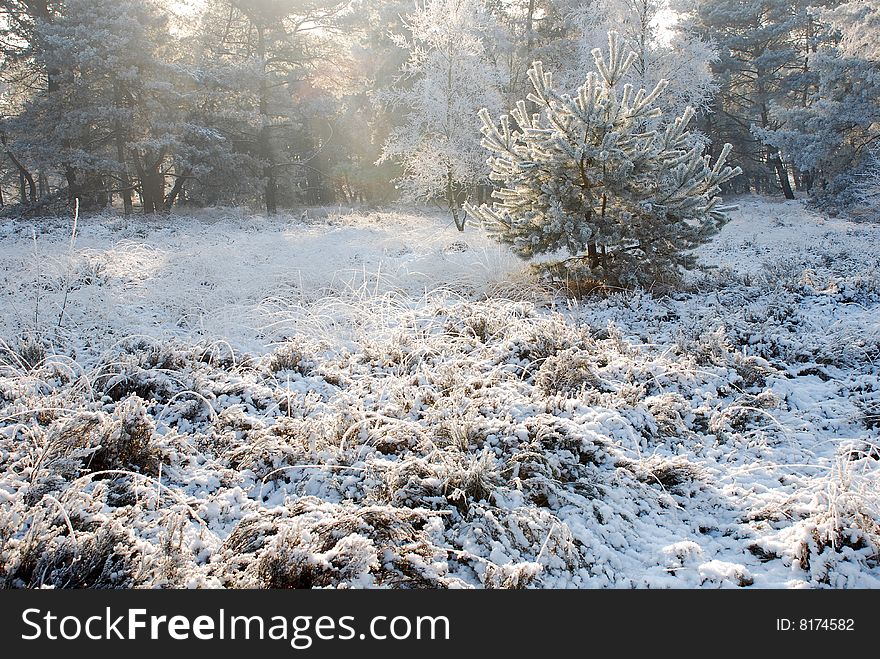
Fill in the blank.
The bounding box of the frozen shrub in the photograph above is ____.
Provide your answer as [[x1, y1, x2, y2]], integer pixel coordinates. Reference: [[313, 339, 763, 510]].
[[382, 459, 445, 509], [2, 516, 137, 589], [791, 456, 880, 580], [435, 420, 483, 452], [445, 309, 510, 344], [677, 326, 733, 366], [66, 256, 109, 288], [96, 343, 192, 401], [646, 392, 693, 438], [504, 315, 591, 373], [535, 347, 606, 395], [264, 341, 313, 375], [858, 398, 880, 431], [0, 337, 47, 372], [223, 513, 283, 556], [23, 415, 103, 505], [628, 456, 703, 495], [732, 353, 774, 388], [707, 391, 782, 444], [227, 431, 298, 478], [483, 561, 543, 589], [322, 533, 380, 587], [824, 457, 880, 549], [257, 533, 381, 588], [661, 541, 704, 572], [257, 530, 332, 589], [219, 500, 448, 588], [442, 448, 500, 510], [90, 395, 161, 474]]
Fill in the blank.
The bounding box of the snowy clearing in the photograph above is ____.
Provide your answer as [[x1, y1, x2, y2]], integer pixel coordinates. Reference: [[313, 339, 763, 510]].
[[1, 197, 879, 588]]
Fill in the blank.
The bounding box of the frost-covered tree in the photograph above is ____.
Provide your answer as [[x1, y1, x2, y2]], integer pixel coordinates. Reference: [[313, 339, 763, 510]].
[[5, 0, 190, 213], [193, 0, 349, 215], [318, 0, 415, 205], [683, 0, 838, 198], [1, 1, 73, 208], [379, 0, 505, 230], [481, 0, 573, 104], [759, 0, 880, 201], [466, 33, 741, 288]]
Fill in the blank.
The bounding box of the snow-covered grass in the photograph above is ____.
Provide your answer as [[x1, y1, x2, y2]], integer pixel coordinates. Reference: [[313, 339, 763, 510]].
[[1, 198, 879, 588]]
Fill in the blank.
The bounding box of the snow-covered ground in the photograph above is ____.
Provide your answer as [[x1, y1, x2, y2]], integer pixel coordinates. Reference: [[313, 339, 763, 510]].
[[1, 197, 878, 588]]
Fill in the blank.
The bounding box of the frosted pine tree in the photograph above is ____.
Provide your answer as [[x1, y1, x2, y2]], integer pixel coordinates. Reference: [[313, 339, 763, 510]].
[[466, 32, 741, 288]]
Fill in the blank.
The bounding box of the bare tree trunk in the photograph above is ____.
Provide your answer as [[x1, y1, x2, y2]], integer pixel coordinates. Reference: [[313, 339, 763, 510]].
[[588, 194, 609, 269], [115, 147, 133, 215], [114, 83, 133, 217], [769, 147, 795, 200], [24, 169, 36, 203], [587, 242, 598, 269], [164, 168, 192, 210], [144, 169, 164, 214], [526, 0, 536, 54], [65, 166, 79, 204], [134, 155, 164, 214], [256, 24, 277, 216], [3, 143, 36, 203], [446, 167, 464, 231], [757, 68, 795, 200], [635, 0, 649, 80]]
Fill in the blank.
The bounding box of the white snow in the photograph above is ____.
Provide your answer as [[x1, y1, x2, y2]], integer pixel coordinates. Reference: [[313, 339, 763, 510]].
[[0, 197, 878, 588]]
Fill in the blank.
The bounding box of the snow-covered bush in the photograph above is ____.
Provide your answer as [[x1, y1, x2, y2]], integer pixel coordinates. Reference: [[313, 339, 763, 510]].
[[1, 512, 138, 588], [89, 395, 161, 475], [534, 347, 606, 395], [0, 336, 46, 373], [466, 32, 741, 288]]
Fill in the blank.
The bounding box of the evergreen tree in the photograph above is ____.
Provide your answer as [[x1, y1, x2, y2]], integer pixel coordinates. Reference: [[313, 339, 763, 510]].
[[190, 0, 348, 215], [323, 0, 415, 205], [483, 0, 582, 104], [1, 1, 65, 207], [759, 0, 880, 201], [466, 32, 741, 288], [6, 0, 191, 213], [682, 0, 837, 198]]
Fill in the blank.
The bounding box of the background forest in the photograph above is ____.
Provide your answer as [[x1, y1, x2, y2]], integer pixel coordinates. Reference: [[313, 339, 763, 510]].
[[1, 0, 878, 219]]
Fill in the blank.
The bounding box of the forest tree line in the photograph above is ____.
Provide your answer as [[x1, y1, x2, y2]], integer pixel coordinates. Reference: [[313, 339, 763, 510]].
[[0, 0, 878, 217]]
